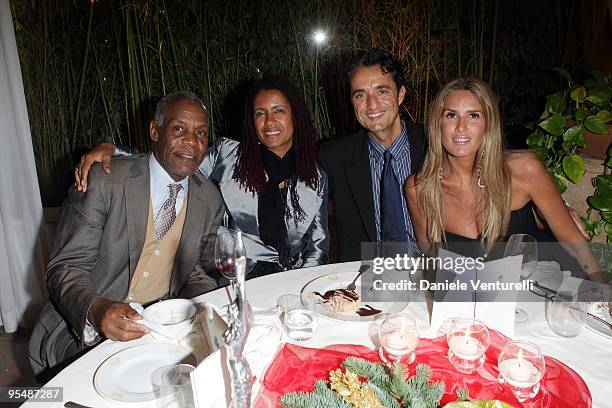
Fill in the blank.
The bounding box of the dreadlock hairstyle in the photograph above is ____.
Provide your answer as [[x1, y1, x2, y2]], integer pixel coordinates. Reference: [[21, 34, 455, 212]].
[[234, 76, 319, 195]]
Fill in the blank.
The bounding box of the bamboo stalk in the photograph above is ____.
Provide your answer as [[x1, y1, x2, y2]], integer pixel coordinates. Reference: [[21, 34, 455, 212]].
[[70, 0, 95, 154]]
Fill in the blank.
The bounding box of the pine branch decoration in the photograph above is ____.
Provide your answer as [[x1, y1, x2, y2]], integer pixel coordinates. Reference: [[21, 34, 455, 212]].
[[281, 357, 448, 408], [403, 364, 446, 408], [456, 388, 470, 401], [280, 380, 351, 408], [367, 383, 402, 408]]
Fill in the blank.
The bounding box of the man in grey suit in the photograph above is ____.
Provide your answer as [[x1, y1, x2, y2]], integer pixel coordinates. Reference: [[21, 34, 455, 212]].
[[29, 92, 224, 379]]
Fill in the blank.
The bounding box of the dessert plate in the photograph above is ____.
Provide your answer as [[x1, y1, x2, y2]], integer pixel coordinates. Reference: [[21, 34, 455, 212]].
[[93, 343, 196, 403], [301, 272, 408, 322]]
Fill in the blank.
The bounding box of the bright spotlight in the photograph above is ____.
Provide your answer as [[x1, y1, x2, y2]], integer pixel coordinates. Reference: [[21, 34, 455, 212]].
[[313, 30, 327, 45]]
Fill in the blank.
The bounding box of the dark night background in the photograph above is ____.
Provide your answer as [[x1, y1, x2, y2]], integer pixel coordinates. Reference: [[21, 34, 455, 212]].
[[10, 0, 612, 205]]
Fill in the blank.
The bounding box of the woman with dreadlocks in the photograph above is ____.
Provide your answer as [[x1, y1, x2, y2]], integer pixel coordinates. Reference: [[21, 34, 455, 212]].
[[75, 76, 329, 277], [202, 76, 328, 276]]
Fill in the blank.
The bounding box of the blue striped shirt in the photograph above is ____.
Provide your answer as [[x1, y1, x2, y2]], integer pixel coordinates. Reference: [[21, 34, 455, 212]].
[[368, 123, 416, 247]]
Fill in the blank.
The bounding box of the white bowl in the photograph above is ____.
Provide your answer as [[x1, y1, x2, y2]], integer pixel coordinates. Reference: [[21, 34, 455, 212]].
[[143, 299, 196, 328]]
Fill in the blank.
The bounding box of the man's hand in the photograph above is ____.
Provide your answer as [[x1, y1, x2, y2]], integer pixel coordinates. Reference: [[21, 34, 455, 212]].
[[75, 143, 116, 192], [88, 297, 148, 342]]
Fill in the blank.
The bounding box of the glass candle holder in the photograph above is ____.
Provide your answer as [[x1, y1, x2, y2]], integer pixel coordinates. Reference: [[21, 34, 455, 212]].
[[447, 318, 489, 374], [498, 341, 545, 401], [378, 312, 419, 366]]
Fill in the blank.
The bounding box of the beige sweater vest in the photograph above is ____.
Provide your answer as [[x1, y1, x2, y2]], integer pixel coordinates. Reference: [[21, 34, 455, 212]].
[[126, 197, 188, 304]]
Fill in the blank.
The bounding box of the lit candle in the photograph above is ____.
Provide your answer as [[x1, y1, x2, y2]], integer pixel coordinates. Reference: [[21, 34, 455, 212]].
[[499, 348, 540, 387], [382, 330, 418, 355], [448, 335, 485, 360]]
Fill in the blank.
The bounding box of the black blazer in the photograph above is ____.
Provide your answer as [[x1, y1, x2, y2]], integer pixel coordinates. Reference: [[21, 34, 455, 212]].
[[318, 122, 426, 262]]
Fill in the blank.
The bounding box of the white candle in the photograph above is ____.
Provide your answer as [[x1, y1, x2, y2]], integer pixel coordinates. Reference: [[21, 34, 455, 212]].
[[499, 349, 540, 387], [449, 335, 485, 360], [382, 330, 418, 355]]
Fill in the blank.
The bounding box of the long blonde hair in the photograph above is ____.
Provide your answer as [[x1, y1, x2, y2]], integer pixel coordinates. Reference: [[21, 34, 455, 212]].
[[416, 77, 512, 250]]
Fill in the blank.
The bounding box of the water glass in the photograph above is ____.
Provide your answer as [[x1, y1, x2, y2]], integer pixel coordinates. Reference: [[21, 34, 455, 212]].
[[498, 341, 545, 401], [447, 318, 490, 374], [378, 312, 419, 366], [155, 364, 195, 408], [280, 294, 318, 342], [545, 291, 586, 337]]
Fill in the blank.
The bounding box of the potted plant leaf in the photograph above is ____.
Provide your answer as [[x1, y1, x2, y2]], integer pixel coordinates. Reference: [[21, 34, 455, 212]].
[[584, 144, 612, 279], [526, 70, 612, 194], [572, 71, 612, 160]]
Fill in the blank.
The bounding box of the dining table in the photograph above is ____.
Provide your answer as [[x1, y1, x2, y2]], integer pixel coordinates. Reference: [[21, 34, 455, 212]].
[[22, 261, 611, 408]]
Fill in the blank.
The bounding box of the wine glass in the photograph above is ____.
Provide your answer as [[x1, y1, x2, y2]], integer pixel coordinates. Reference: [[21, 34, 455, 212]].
[[504, 234, 538, 323], [214, 228, 246, 295]]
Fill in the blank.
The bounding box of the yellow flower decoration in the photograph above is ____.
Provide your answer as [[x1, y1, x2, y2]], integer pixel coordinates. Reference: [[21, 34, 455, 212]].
[[329, 368, 384, 408]]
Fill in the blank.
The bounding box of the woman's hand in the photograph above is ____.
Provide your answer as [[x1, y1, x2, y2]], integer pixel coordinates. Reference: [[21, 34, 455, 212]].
[[567, 206, 589, 240], [75, 143, 116, 192]]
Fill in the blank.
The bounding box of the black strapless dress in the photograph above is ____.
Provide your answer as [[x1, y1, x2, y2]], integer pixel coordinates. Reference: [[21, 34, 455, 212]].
[[443, 201, 585, 276]]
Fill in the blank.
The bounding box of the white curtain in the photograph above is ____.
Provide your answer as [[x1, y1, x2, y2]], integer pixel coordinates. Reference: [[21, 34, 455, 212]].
[[0, 0, 48, 333]]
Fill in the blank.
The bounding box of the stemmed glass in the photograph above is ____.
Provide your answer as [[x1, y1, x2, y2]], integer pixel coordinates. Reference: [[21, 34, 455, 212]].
[[214, 228, 246, 296], [504, 234, 538, 323]]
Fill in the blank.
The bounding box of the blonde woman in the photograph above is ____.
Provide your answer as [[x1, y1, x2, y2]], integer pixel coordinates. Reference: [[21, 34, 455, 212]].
[[405, 77, 604, 282]]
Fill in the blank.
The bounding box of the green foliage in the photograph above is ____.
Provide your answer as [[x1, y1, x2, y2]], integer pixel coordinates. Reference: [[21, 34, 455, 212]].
[[585, 146, 612, 248], [342, 357, 395, 389], [12, 0, 578, 205], [526, 71, 612, 193], [282, 358, 447, 408], [280, 380, 351, 408], [456, 388, 470, 402], [367, 383, 402, 408]]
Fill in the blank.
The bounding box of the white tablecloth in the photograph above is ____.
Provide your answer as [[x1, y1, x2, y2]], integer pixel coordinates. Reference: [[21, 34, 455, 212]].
[[24, 261, 611, 408]]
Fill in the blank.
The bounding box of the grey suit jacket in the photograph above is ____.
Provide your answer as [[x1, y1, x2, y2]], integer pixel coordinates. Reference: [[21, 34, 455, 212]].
[[201, 138, 329, 270], [29, 155, 224, 375]]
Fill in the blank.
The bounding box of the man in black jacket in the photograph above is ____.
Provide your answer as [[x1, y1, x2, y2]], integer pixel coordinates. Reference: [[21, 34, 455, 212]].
[[319, 48, 426, 262]]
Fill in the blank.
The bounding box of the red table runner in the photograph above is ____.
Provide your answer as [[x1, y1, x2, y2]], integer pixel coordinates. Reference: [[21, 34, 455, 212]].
[[254, 330, 591, 407]]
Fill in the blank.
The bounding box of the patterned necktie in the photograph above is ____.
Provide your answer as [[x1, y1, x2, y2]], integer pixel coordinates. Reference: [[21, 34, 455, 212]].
[[155, 184, 183, 241], [380, 150, 407, 242]]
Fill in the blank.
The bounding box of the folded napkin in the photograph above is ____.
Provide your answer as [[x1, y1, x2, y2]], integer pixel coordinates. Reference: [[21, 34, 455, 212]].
[[191, 304, 283, 408], [245, 307, 283, 377]]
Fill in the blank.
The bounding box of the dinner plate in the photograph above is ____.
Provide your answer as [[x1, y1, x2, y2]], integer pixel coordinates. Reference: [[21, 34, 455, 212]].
[[93, 343, 196, 403], [585, 302, 612, 338], [301, 272, 408, 322]]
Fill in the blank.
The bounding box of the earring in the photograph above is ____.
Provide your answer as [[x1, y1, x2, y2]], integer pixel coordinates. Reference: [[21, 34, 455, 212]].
[[475, 150, 485, 188], [438, 167, 444, 180], [475, 167, 485, 188]]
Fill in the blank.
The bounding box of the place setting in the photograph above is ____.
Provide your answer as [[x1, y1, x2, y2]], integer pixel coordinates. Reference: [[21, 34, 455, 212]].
[[92, 298, 200, 405]]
